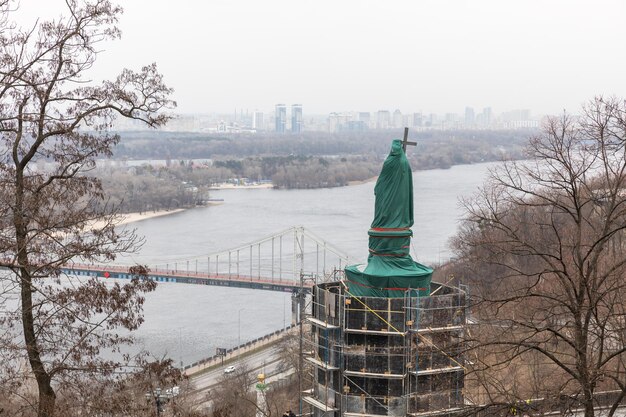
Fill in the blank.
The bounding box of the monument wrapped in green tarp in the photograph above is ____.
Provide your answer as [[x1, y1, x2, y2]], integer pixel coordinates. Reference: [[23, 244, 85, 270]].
[[344, 139, 433, 298]]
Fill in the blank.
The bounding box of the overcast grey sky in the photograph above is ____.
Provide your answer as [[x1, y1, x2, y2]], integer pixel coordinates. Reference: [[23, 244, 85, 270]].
[[17, 0, 626, 116]]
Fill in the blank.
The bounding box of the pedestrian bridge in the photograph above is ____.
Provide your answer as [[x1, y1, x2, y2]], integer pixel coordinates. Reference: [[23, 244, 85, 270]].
[[64, 226, 351, 293]]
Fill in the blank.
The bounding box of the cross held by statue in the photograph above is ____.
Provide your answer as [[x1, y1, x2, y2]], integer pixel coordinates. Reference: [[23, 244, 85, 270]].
[[402, 127, 417, 152]]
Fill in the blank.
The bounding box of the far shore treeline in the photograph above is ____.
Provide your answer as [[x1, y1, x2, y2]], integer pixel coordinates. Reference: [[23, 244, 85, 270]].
[[93, 129, 530, 214]]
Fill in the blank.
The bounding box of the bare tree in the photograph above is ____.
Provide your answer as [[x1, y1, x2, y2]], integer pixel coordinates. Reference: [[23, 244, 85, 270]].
[[0, 1, 175, 416], [207, 365, 257, 417], [53, 358, 184, 417], [206, 364, 295, 417], [453, 97, 626, 417]]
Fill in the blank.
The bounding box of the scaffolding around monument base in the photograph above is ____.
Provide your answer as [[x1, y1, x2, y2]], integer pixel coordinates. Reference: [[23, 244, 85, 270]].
[[302, 274, 468, 417]]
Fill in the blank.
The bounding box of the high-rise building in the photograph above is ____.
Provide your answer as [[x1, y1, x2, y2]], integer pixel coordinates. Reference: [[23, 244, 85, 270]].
[[413, 112, 423, 127], [358, 112, 371, 128], [275, 104, 287, 133], [465, 107, 475, 127], [483, 107, 492, 127], [501, 109, 537, 129], [328, 112, 351, 133], [377, 110, 391, 129], [426, 113, 438, 127], [252, 111, 264, 130], [291, 104, 303, 133], [393, 109, 403, 128], [520, 109, 530, 120]]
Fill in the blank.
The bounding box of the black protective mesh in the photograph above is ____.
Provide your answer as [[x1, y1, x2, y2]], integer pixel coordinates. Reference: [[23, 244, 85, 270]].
[[311, 282, 468, 416]]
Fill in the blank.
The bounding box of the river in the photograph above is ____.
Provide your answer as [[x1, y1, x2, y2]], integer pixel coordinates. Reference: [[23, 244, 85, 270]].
[[123, 161, 497, 366]]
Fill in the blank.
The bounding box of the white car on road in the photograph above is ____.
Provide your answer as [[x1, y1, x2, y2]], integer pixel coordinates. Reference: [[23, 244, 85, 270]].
[[224, 365, 236, 374]]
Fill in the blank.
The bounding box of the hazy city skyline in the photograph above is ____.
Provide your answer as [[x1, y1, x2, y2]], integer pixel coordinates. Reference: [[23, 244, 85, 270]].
[[113, 103, 540, 133], [16, 0, 626, 116]]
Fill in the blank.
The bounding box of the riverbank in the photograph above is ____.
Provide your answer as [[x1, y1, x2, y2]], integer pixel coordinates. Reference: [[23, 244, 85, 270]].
[[209, 183, 274, 190], [347, 176, 378, 186], [208, 177, 378, 190], [117, 209, 186, 225], [88, 208, 186, 230]]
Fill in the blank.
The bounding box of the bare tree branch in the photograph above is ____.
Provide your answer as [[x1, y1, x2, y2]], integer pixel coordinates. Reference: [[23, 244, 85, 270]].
[[453, 96, 626, 417]]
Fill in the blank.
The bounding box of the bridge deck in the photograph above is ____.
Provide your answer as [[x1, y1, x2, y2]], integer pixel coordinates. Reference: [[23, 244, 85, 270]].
[[63, 264, 311, 293]]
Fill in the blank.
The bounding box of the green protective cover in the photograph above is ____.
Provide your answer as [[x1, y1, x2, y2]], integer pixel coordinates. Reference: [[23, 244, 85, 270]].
[[345, 139, 433, 298]]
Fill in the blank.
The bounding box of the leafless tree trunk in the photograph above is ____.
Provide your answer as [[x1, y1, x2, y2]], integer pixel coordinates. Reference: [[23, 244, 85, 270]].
[[0, 1, 175, 416], [453, 97, 626, 417]]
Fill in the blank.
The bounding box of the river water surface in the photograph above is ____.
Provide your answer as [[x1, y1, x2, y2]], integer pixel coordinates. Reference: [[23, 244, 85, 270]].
[[124, 162, 497, 366]]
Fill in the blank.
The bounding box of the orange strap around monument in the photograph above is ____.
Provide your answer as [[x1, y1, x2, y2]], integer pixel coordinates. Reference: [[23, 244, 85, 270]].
[[368, 247, 410, 257]]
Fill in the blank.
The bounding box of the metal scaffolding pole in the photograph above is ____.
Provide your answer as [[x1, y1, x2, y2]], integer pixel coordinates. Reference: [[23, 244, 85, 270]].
[[316, 243, 319, 277], [278, 235, 283, 279], [324, 242, 327, 275]]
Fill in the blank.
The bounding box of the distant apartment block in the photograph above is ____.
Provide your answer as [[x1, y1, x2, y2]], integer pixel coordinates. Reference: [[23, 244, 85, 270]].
[[482, 107, 492, 126], [501, 109, 538, 129], [291, 104, 303, 133], [327, 112, 369, 132], [252, 111, 264, 130], [358, 112, 371, 128], [393, 109, 403, 128], [413, 112, 423, 127], [465, 107, 475, 126], [275, 104, 287, 133], [376, 110, 391, 129], [328, 112, 351, 133]]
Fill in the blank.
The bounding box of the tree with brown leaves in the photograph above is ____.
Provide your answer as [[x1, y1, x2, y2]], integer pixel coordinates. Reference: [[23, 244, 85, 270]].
[[453, 97, 626, 417], [0, 1, 175, 416]]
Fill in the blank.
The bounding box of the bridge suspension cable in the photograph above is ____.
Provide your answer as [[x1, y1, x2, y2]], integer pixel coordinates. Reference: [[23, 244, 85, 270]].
[[145, 226, 350, 284]]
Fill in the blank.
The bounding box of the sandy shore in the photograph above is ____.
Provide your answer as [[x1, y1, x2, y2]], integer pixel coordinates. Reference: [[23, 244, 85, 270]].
[[347, 176, 378, 186], [88, 208, 186, 230], [117, 209, 186, 225]]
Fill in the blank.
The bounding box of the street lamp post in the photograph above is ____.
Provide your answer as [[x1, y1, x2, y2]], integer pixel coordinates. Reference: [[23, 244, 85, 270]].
[[283, 294, 286, 330], [145, 388, 166, 416], [238, 308, 245, 346], [145, 386, 179, 416]]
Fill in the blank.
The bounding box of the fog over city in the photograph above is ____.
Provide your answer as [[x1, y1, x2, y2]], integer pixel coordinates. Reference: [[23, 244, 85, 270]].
[[16, 0, 626, 116], [6, 1, 626, 416]]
